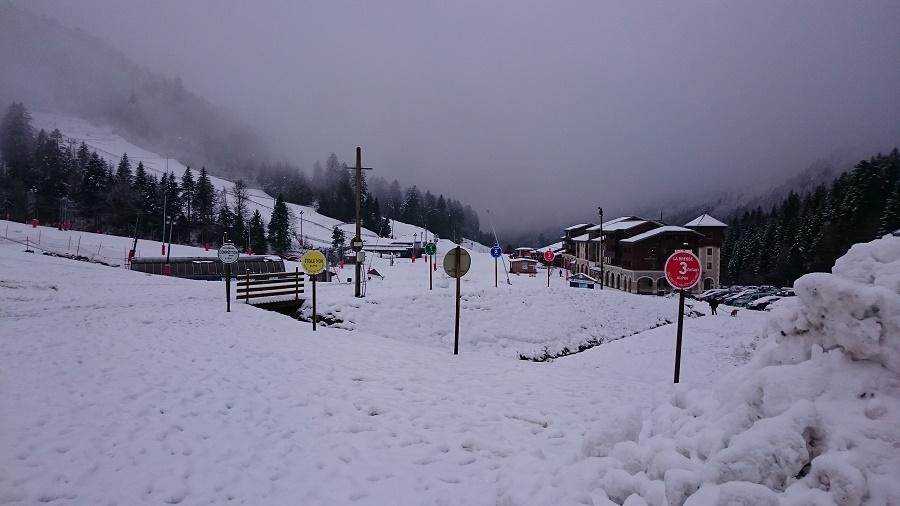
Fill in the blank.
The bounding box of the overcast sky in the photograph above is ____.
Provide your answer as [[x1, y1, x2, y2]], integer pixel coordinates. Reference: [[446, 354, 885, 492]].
[[18, 0, 900, 233]]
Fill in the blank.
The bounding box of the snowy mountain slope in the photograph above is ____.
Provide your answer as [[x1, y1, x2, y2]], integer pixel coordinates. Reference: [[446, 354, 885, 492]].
[[30, 112, 460, 251], [0, 232, 764, 505]]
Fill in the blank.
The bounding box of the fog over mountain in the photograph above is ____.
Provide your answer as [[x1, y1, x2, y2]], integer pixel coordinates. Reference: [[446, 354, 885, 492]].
[[7, 0, 900, 234]]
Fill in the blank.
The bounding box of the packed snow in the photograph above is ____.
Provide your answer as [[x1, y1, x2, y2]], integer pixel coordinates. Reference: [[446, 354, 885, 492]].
[[2, 221, 898, 504], [0, 225, 771, 505]]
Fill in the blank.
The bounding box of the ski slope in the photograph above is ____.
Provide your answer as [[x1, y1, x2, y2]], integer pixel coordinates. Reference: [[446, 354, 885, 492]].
[[30, 112, 475, 252]]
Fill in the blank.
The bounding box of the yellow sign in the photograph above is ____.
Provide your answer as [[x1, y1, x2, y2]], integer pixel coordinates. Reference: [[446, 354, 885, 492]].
[[301, 250, 326, 275]]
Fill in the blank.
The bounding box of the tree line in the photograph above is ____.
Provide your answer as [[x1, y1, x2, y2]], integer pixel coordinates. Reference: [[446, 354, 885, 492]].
[[252, 157, 492, 245], [0, 102, 296, 254], [0, 102, 493, 255], [721, 148, 900, 286]]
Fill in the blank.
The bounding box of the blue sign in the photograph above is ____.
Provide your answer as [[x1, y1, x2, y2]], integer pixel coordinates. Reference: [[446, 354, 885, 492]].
[[490, 245, 502, 258]]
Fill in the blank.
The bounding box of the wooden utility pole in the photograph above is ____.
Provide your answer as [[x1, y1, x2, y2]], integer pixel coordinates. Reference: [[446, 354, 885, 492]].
[[347, 147, 373, 298]]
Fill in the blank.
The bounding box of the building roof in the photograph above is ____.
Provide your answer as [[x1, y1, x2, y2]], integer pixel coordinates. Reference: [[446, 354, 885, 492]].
[[515, 247, 534, 251], [509, 258, 539, 263], [588, 220, 651, 233], [536, 242, 563, 252], [568, 273, 598, 283], [684, 214, 728, 228], [564, 223, 591, 231], [572, 233, 591, 242], [621, 226, 704, 244]]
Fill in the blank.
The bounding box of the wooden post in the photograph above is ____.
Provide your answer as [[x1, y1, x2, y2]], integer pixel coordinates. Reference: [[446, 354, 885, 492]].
[[312, 274, 317, 331], [245, 270, 250, 304], [295, 267, 299, 304], [225, 263, 231, 313], [674, 289, 685, 383], [354, 147, 362, 298], [454, 245, 461, 355], [75, 236, 81, 256]]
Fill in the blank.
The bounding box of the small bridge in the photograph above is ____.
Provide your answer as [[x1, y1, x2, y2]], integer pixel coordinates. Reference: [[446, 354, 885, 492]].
[[236, 268, 305, 312]]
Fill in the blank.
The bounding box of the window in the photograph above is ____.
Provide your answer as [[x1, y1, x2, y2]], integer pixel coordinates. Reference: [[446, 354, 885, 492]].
[[707, 262, 712, 270], [707, 247, 712, 255]]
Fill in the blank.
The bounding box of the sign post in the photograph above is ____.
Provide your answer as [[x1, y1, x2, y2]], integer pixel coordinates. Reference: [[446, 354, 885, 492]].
[[490, 245, 502, 288], [544, 250, 555, 287], [664, 250, 702, 383], [218, 242, 240, 312], [425, 241, 437, 290], [302, 250, 327, 331], [443, 246, 471, 355]]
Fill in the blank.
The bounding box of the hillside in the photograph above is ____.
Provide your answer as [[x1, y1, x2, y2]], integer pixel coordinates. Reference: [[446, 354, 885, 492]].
[[0, 2, 266, 176], [28, 111, 483, 253]]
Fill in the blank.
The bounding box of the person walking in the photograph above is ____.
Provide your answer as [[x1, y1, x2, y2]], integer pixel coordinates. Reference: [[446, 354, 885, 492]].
[[709, 298, 719, 315]]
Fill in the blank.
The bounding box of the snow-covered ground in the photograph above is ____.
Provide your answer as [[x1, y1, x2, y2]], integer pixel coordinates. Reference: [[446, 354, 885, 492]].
[[0, 225, 776, 505]]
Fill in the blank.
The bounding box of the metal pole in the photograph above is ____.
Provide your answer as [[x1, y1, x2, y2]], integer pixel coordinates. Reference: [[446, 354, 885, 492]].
[[495, 257, 498, 288], [454, 246, 461, 355], [429, 254, 433, 290], [161, 192, 166, 253], [225, 263, 231, 312], [355, 147, 362, 298], [598, 207, 604, 290], [674, 289, 685, 383], [548, 264, 551, 288], [312, 275, 317, 331], [166, 219, 174, 263]]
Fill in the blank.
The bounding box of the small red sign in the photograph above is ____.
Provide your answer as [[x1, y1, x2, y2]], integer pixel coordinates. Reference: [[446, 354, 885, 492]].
[[664, 251, 702, 290], [544, 250, 555, 262]]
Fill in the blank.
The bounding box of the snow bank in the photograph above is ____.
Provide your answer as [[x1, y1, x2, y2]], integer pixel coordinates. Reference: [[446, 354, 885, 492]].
[[531, 235, 900, 505]]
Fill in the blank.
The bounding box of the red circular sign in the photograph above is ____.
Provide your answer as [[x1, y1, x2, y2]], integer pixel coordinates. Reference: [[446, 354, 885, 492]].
[[664, 251, 702, 290], [544, 250, 555, 262]]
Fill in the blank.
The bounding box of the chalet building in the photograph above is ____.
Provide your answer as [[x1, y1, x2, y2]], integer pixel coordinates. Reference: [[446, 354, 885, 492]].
[[513, 247, 536, 259], [564, 214, 727, 294], [509, 258, 539, 275], [535, 242, 565, 266], [560, 223, 593, 274]]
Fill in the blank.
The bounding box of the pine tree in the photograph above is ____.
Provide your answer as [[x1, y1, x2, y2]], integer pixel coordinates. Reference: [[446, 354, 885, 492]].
[[330, 226, 346, 263], [216, 188, 234, 244], [879, 180, 900, 236], [180, 166, 195, 223], [0, 102, 34, 180], [231, 179, 249, 247], [248, 209, 268, 254], [401, 185, 421, 225], [115, 153, 133, 185], [267, 195, 292, 254], [193, 167, 216, 225]]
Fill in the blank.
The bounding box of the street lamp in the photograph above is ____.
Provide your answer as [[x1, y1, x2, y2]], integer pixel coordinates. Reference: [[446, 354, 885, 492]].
[[598, 206, 604, 290], [299, 210, 305, 248]]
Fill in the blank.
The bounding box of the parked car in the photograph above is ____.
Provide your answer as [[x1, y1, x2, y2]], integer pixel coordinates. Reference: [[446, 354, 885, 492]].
[[776, 288, 795, 297], [723, 289, 760, 304], [747, 295, 781, 310], [697, 288, 728, 301], [732, 292, 772, 307]]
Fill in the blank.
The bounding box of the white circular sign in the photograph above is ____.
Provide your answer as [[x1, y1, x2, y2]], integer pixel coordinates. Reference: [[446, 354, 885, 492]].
[[218, 243, 240, 264]]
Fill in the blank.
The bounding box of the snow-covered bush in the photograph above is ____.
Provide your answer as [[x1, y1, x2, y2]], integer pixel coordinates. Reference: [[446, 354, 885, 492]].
[[565, 236, 900, 505]]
